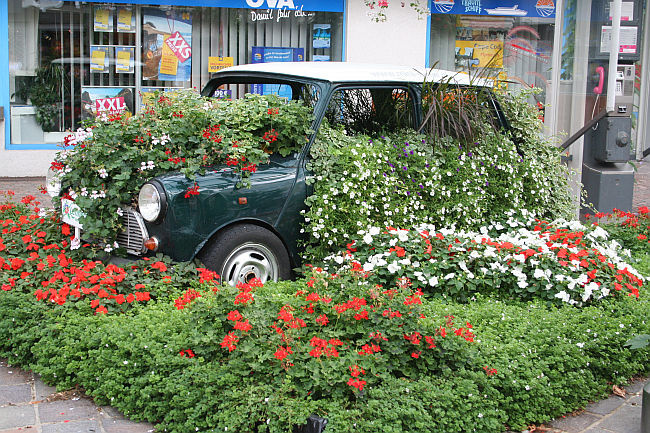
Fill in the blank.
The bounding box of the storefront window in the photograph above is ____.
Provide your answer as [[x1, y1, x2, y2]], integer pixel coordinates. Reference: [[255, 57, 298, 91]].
[[428, 2, 556, 115], [7, 0, 343, 145]]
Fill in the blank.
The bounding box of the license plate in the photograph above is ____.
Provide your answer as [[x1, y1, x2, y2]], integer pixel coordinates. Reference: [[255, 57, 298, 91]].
[[61, 199, 85, 229]]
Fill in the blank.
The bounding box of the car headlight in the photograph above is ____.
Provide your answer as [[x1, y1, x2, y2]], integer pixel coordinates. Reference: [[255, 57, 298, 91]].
[[46, 167, 62, 197], [138, 182, 165, 222]]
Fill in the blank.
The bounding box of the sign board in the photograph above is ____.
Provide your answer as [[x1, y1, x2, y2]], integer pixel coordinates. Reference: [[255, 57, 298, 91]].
[[208, 57, 234, 73]]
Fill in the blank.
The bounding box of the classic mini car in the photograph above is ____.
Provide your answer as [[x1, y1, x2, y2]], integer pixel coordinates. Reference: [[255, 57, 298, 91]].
[[48, 62, 505, 285]]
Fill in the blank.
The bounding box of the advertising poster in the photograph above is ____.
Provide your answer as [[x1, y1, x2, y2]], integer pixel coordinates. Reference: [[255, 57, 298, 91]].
[[115, 47, 135, 74], [90, 46, 110, 73], [431, 0, 556, 18], [313, 24, 331, 49], [208, 56, 234, 73], [81, 87, 134, 120], [455, 40, 503, 68], [142, 8, 193, 82], [94, 6, 113, 32], [250, 47, 304, 98], [117, 7, 136, 33]]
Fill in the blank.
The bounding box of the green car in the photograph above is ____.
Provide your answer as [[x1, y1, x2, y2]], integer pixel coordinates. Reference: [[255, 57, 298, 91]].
[[49, 62, 505, 286]]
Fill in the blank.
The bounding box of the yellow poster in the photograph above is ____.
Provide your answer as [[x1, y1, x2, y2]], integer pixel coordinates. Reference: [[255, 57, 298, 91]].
[[90, 49, 106, 72], [116, 50, 131, 72], [455, 40, 503, 68], [94, 8, 110, 32], [208, 57, 234, 73], [159, 54, 179, 76], [117, 8, 134, 32]]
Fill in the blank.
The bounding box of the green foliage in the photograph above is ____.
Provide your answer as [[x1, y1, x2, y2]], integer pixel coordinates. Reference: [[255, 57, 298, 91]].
[[51, 89, 313, 246]]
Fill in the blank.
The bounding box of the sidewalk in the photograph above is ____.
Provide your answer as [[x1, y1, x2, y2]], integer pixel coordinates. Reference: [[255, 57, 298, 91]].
[[0, 358, 154, 433]]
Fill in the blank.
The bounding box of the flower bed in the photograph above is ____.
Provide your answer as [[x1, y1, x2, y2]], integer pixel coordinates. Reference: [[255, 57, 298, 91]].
[[1, 195, 649, 432]]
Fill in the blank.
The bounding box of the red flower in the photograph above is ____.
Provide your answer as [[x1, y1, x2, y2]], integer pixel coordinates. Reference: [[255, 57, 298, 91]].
[[315, 314, 329, 326], [411, 351, 421, 359], [220, 332, 239, 352], [151, 261, 168, 272], [347, 378, 367, 391], [234, 319, 252, 332], [95, 305, 108, 315], [227, 310, 243, 321], [135, 291, 150, 301], [274, 345, 292, 360], [62, 224, 71, 236]]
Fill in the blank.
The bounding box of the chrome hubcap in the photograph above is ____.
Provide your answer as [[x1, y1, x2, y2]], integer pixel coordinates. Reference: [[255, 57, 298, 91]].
[[221, 242, 279, 286]]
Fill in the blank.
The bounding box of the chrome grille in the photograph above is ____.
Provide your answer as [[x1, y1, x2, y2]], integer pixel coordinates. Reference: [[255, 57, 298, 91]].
[[116, 209, 149, 255]]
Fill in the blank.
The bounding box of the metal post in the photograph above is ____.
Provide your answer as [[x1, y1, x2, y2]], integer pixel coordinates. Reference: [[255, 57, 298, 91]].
[[642, 381, 650, 433], [606, 0, 622, 113]]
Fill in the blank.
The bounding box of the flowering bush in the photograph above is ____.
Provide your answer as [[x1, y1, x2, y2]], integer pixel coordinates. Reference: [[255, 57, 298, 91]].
[[320, 212, 643, 306], [49, 90, 313, 246], [0, 194, 214, 315], [303, 91, 575, 263], [586, 206, 650, 256]]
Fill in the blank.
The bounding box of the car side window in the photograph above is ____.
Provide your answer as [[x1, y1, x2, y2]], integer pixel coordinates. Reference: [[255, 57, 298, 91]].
[[324, 87, 415, 136]]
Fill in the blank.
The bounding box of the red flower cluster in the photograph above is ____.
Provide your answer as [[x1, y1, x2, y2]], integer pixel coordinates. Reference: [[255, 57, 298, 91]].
[[184, 182, 200, 198], [263, 129, 278, 143], [179, 349, 195, 358], [201, 124, 223, 143], [347, 365, 367, 391], [308, 336, 342, 358], [174, 289, 201, 310]]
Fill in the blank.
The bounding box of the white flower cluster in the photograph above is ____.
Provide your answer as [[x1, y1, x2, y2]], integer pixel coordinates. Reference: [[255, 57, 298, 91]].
[[152, 134, 171, 146], [66, 127, 94, 146], [324, 214, 643, 307], [140, 161, 156, 171]]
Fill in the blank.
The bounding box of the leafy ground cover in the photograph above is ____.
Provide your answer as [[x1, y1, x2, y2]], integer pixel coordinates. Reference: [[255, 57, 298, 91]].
[[0, 195, 648, 432]]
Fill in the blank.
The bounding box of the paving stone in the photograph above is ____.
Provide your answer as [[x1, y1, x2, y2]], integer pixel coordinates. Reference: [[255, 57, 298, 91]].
[[0, 384, 33, 405], [102, 419, 155, 433], [0, 405, 36, 430], [625, 380, 648, 395], [99, 405, 127, 420], [38, 399, 98, 423], [41, 419, 100, 433], [586, 395, 625, 415], [548, 413, 601, 432], [627, 395, 642, 405], [0, 428, 38, 433], [34, 376, 57, 401], [597, 404, 641, 433], [0, 367, 32, 386], [583, 428, 615, 433]]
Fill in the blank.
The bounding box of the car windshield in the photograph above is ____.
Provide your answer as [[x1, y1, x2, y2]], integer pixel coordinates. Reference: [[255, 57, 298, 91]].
[[201, 76, 321, 110]]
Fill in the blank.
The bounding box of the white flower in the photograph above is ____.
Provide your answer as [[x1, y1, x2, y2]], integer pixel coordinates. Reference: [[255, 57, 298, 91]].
[[428, 276, 439, 286], [116, 208, 124, 217], [554, 291, 570, 303], [98, 168, 108, 179], [387, 261, 400, 274], [576, 343, 585, 348], [363, 233, 373, 244]]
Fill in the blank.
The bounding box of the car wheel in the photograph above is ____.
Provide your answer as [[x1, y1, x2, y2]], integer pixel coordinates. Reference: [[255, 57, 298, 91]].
[[198, 224, 291, 286]]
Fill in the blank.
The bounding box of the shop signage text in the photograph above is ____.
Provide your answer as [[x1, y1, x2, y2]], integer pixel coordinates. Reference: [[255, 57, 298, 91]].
[[96, 97, 127, 115], [251, 5, 314, 22], [165, 31, 192, 63]]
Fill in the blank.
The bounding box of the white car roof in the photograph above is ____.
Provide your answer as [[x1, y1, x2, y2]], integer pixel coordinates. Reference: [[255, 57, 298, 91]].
[[216, 62, 487, 86]]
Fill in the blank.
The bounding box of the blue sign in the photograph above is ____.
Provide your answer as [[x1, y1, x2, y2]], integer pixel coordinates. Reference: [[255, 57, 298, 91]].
[[431, 0, 555, 18], [89, 0, 344, 13]]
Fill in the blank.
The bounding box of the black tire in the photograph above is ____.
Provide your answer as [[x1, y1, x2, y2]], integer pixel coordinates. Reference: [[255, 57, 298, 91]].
[[198, 224, 291, 286]]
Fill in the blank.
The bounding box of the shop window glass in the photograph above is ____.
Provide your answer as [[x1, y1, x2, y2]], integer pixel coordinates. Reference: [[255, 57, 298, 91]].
[[429, 14, 555, 115], [7, 0, 343, 146]]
